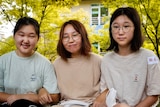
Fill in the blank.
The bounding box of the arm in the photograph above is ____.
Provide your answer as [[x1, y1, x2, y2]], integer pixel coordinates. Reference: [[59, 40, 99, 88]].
[[135, 95, 158, 107], [114, 103, 130, 107], [38, 88, 60, 105], [92, 89, 109, 107], [50, 93, 60, 105], [112, 95, 158, 107], [0, 92, 11, 102], [0, 92, 39, 105], [38, 62, 60, 105], [136, 54, 160, 107]]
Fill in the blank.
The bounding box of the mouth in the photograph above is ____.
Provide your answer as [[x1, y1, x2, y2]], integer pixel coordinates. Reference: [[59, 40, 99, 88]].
[[68, 43, 76, 47], [21, 44, 30, 49], [117, 37, 126, 41]]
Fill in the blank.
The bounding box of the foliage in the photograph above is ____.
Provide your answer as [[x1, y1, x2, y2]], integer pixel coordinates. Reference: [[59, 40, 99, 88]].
[[0, 36, 15, 56]]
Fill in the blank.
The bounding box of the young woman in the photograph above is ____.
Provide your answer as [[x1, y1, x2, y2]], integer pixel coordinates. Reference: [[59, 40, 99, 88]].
[[93, 7, 160, 107], [0, 17, 60, 107], [53, 20, 102, 107]]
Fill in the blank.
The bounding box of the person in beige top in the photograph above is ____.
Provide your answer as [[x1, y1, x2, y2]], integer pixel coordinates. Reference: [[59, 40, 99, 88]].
[[94, 7, 160, 107], [52, 20, 102, 107]]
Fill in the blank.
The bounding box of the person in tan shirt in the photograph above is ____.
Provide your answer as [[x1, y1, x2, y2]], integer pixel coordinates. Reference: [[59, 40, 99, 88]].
[[53, 20, 102, 107], [93, 7, 160, 107]]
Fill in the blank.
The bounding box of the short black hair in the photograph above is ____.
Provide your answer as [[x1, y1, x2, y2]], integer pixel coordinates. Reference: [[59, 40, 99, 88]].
[[13, 17, 40, 38]]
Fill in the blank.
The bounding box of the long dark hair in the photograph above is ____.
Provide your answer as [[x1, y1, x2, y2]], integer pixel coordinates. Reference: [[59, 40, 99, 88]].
[[107, 7, 143, 52]]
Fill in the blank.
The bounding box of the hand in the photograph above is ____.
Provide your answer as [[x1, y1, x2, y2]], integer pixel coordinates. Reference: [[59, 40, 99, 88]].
[[7, 95, 20, 105], [92, 94, 107, 107], [92, 100, 107, 107], [113, 103, 130, 107], [38, 88, 53, 105], [92, 89, 108, 107]]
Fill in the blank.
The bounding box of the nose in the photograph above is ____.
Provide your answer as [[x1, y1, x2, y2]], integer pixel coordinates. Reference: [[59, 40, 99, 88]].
[[68, 36, 74, 42], [118, 27, 125, 34], [23, 36, 29, 43]]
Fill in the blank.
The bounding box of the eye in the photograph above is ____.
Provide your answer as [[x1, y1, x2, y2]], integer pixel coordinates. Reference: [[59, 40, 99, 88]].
[[29, 34, 36, 38], [63, 35, 69, 38], [124, 25, 130, 28], [18, 33, 24, 37], [113, 25, 119, 29], [72, 33, 79, 36]]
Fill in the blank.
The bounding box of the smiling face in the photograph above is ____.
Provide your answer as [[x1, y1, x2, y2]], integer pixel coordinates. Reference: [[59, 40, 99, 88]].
[[14, 25, 39, 57], [111, 15, 135, 49], [62, 24, 82, 57]]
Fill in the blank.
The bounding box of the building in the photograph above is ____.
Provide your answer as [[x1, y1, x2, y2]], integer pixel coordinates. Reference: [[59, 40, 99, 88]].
[[71, 0, 108, 31]]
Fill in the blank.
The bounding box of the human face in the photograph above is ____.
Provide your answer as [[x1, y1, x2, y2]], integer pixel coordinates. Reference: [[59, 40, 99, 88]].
[[62, 24, 82, 57], [14, 25, 39, 57], [111, 15, 134, 48]]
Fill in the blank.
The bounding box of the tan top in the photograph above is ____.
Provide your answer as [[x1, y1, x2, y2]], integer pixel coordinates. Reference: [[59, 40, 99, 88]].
[[53, 53, 102, 103], [101, 48, 160, 107]]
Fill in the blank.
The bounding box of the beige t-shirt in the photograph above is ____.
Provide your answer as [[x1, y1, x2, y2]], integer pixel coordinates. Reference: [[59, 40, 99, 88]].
[[101, 48, 160, 107], [53, 53, 102, 104]]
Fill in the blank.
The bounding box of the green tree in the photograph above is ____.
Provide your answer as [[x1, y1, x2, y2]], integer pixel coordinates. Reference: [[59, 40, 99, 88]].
[[0, 36, 15, 56]]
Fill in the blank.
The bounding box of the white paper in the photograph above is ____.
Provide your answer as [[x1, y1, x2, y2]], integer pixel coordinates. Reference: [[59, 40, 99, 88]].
[[106, 88, 117, 107], [60, 100, 92, 107]]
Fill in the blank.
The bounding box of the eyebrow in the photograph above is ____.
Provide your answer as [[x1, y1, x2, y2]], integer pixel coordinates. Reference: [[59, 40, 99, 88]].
[[64, 31, 78, 35], [17, 31, 36, 35], [113, 21, 132, 24]]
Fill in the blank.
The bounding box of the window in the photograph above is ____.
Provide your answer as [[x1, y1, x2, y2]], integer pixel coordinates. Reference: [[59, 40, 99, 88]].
[[91, 4, 108, 25]]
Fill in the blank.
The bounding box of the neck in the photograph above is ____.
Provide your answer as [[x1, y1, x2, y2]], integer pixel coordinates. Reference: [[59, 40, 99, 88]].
[[15, 50, 35, 57], [118, 46, 133, 56], [71, 53, 81, 58]]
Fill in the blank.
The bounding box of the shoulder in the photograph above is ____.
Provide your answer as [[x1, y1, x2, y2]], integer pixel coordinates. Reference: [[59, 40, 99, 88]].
[[88, 52, 102, 63], [53, 56, 62, 62], [0, 51, 14, 60], [139, 48, 159, 63], [34, 52, 48, 59], [139, 48, 158, 57], [79, 53, 101, 66], [101, 51, 117, 64], [103, 51, 114, 58], [53, 56, 63, 66], [90, 52, 102, 59], [34, 52, 51, 64]]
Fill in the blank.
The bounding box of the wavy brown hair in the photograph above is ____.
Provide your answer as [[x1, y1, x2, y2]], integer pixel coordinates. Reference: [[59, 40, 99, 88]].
[[57, 20, 91, 61]]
